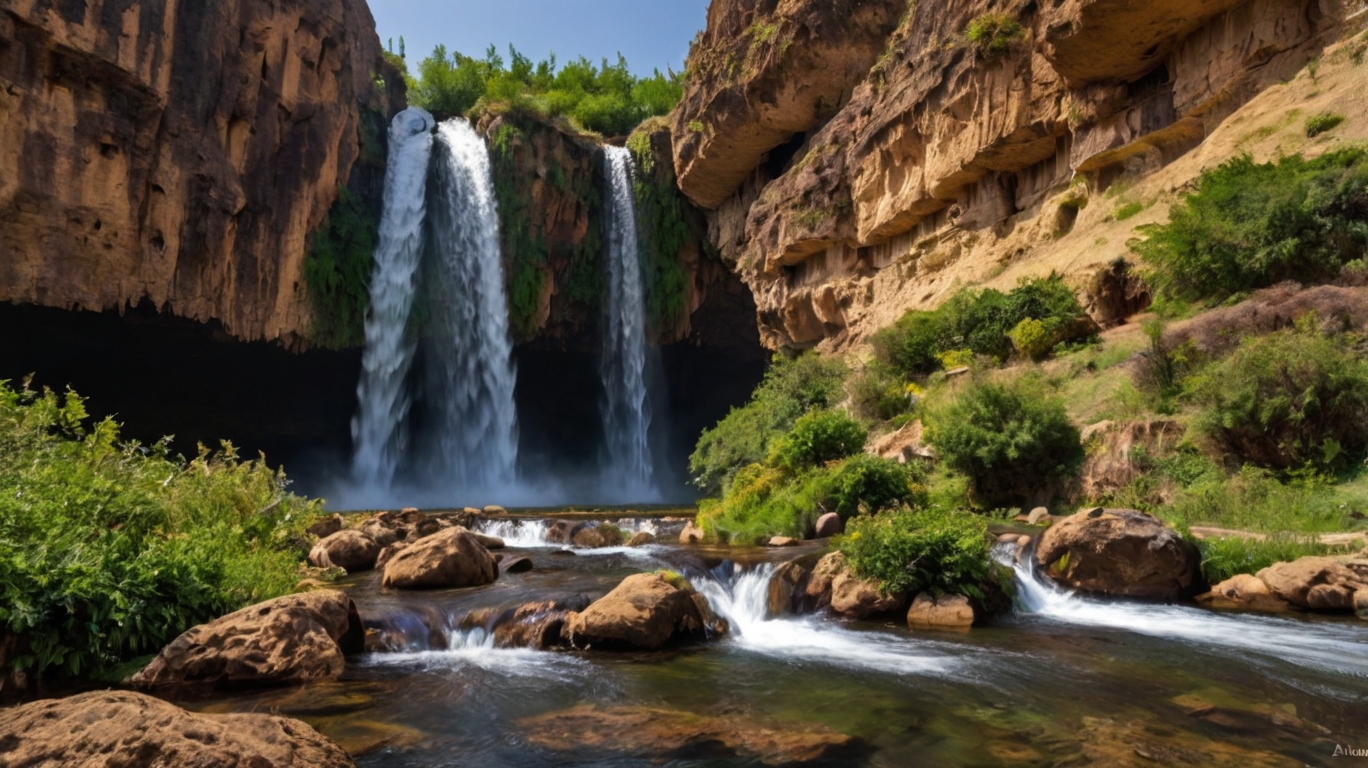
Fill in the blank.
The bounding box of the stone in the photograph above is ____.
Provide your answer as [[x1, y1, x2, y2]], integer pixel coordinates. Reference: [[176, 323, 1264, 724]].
[[906, 592, 975, 630], [627, 531, 656, 547], [358, 518, 400, 547], [492, 597, 590, 649], [500, 555, 534, 574], [381, 529, 499, 590], [869, 420, 935, 463], [1256, 556, 1368, 611], [546, 520, 588, 544], [308, 529, 382, 574], [1355, 589, 1368, 620], [814, 512, 844, 538], [768, 536, 800, 547], [1035, 508, 1200, 600], [483, 505, 509, 515], [131, 590, 364, 692], [803, 551, 847, 609], [679, 521, 706, 544], [562, 572, 711, 650], [518, 705, 856, 765], [767, 556, 820, 617], [0, 691, 354, 767], [375, 541, 411, 570], [572, 524, 626, 548], [1026, 507, 1052, 526], [830, 567, 907, 619], [308, 513, 344, 539], [466, 530, 506, 550]]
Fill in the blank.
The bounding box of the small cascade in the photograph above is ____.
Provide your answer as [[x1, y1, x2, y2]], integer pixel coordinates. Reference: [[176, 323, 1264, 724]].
[[351, 107, 436, 488], [475, 518, 552, 548], [599, 146, 654, 493], [420, 119, 519, 488]]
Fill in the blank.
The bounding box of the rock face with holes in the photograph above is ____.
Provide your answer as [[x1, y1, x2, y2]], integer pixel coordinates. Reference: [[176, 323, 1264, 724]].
[[675, 0, 1355, 350], [0, 0, 403, 346]]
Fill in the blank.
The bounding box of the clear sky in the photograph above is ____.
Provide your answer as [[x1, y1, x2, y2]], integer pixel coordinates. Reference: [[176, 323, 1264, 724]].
[[369, 0, 712, 77]]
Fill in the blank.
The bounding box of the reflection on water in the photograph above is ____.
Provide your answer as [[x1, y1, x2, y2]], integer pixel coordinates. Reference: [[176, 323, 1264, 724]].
[[187, 515, 1368, 767]]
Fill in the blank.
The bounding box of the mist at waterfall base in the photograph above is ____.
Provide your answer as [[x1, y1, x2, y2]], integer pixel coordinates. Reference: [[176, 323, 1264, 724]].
[[330, 109, 678, 511]]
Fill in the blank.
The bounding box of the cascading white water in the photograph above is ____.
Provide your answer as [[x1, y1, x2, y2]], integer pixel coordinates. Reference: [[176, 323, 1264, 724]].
[[351, 108, 436, 489], [420, 119, 520, 488], [599, 146, 654, 493], [1004, 550, 1368, 676]]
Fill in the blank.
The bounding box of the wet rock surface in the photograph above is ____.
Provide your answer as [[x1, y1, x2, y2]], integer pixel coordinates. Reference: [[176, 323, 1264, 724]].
[[563, 572, 715, 650], [1035, 508, 1200, 600], [311, 529, 384, 574], [381, 529, 499, 590]]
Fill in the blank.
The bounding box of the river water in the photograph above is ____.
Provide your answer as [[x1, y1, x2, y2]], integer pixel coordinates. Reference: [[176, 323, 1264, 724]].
[[193, 514, 1368, 767]]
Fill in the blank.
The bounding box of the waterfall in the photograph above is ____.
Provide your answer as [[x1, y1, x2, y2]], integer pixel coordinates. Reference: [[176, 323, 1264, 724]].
[[599, 146, 653, 492], [419, 119, 519, 489], [351, 107, 436, 489]]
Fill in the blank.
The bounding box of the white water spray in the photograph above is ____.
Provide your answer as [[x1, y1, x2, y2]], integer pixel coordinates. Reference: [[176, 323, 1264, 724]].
[[600, 146, 653, 493], [420, 119, 519, 488], [351, 108, 436, 488]]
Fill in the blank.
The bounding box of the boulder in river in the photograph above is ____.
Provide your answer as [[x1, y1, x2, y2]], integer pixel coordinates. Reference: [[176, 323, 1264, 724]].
[[906, 592, 974, 630], [358, 518, 401, 547], [131, 590, 364, 692], [1256, 556, 1368, 611], [766, 554, 823, 616], [814, 511, 844, 538], [679, 521, 705, 544], [375, 541, 411, 570], [492, 596, 592, 649], [500, 554, 534, 573], [381, 529, 499, 590], [627, 531, 656, 547], [1198, 573, 1289, 612], [804, 551, 906, 619], [0, 690, 354, 767], [563, 572, 714, 650], [546, 519, 588, 544], [572, 523, 626, 548], [309, 529, 382, 573], [1035, 508, 1199, 600]]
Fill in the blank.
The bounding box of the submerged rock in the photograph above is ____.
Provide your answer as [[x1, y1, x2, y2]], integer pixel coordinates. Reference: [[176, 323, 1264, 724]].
[[563, 572, 716, 650], [1256, 556, 1368, 612], [906, 592, 974, 630], [309, 529, 382, 573], [1035, 508, 1199, 600], [518, 704, 858, 766], [131, 590, 364, 693], [381, 529, 498, 590], [0, 691, 354, 767]]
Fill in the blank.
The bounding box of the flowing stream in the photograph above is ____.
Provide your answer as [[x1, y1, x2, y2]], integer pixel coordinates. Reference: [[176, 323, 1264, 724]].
[[351, 108, 435, 488], [599, 147, 653, 494]]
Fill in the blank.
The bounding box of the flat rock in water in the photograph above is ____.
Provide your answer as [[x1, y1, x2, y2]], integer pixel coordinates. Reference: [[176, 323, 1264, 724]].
[[518, 704, 857, 766], [906, 592, 974, 629], [0, 690, 354, 767], [131, 590, 364, 693], [382, 529, 498, 590], [767, 536, 799, 547]]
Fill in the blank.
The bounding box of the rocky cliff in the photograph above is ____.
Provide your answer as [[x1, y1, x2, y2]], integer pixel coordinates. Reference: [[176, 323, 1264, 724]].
[[0, 0, 403, 346], [674, 0, 1367, 350]]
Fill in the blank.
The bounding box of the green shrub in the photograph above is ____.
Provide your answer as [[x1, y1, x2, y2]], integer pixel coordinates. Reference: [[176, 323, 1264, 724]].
[[965, 13, 1023, 58], [1132, 149, 1368, 302], [1147, 464, 1363, 534], [1305, 111, 1346, 138], [1113, 201, 1146, 221], [1194, 534, 1345, 585], [768, 410, 867, 471], [849, 366, 916, 421], [1008, 318, 1054, 361], [827, 454, 924, 518], [1186, 327, 1368, 471], [628, 128, 700, 337], [690, 353, 847, 495], [0, 385, 322, 678], [927, 376, 1084, 506], [839, 506, 993, 597]]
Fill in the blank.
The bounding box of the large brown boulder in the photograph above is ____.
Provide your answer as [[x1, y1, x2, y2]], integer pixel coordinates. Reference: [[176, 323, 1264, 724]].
[[381, 529, 498, 590], [802, 551, 906, 619], [572, 523, 626, 548], [1256, 557, 1368, 611], [0, 690, 354, 767], [491, 596, 592, 650], [906, 592, 974, 630], [563, 573, 714, 650], [309, 529, 382, 573], [131, 590, 364, 693], [1035, 509, 1200, 600]]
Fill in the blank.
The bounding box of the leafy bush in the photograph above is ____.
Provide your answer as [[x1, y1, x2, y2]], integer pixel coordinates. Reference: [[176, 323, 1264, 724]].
[[1129, 461, 1364, 534], [1132, 149, 1368, 302], [965, 13, 1023, 58], [0, 385, 322, 678], [690, 353, 847, 495], [1008, 318, 1054, 361], [827, 454, 925, 518], [927, 376, 1084, 506], [1195, 534, 1345, 585], [628, 127, 699, 337], [839, 506, 993, 597], [411, 44, 682, 136], [849, 366, 916, 421], [1186, 327, 1368, 471], [768, 410, 867, 472], [1305, 112, 1346, 138], [304, 186, 378, 349], [872, 274, 1091, 377]]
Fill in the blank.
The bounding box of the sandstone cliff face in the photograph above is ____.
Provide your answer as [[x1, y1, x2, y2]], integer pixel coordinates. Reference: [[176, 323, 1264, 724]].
[[0, 0, 402, 346], [676, 0, 1362, 349]]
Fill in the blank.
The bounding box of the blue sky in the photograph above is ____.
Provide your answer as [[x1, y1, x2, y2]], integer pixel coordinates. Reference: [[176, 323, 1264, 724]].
[[369, 1, 711, 76]]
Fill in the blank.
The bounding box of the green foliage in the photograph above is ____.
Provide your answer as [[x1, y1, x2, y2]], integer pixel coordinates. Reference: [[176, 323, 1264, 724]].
[[769, 410, 867, 472], [410, 44, 682, 136], [964, 13, 1023, 58], [690, 353, 848, 495], [927, 376, 1084, 506], [838, 506, 993, 597], [1186, 326, 1368, 471], [303, 186, 377, 348], [1008, 318, 1054, 361], [849, 366, 916, 421], [628, 129, 696, 336], [1305, 111, 1346, 137], [1113, 201, 1146, 221], [1132, 149, 1368, 303], [0, 384, 322, 678], [872, 274, 1092, 377], [827, 454, 925, 519], [1194, 534, 1344, 585]]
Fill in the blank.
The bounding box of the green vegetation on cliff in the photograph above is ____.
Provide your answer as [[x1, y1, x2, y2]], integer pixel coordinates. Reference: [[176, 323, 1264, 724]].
[[0, 384, 322, 678], [411, 44, 682, 136], [628, 125, 702, 338]]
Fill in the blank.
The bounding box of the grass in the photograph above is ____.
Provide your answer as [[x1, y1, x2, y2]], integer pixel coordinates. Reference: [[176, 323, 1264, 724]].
[[1305, 111, 1346, 137], [1194, 535, 1350, 584]]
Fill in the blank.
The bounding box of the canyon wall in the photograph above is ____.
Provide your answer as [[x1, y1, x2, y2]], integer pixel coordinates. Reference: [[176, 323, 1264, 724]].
[[0, 0, 404, 346], [675, 0, 1366, 350]]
